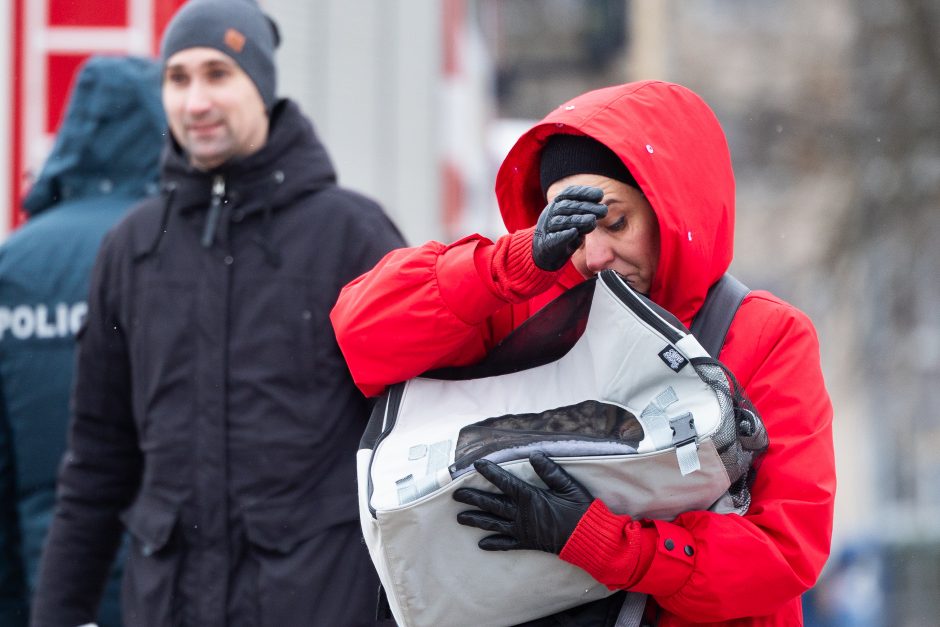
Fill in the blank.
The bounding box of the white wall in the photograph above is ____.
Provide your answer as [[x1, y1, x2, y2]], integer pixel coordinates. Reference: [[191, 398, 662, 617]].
[[265, 0, 444, 246]]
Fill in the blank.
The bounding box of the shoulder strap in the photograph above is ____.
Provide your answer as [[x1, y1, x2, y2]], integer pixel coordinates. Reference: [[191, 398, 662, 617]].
[[689, 273, 750, 358], [615, 275, 750, 627]]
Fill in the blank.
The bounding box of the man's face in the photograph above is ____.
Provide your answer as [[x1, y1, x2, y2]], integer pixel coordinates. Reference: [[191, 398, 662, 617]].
[[163, 47, 268, 171], [546, 173, 660, 294]]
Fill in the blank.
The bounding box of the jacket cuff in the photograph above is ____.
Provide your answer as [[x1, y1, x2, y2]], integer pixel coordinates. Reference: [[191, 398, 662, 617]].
[[488, 227, 560, 302], [559, 500, 655, 590], [628, 518, 696, 597]]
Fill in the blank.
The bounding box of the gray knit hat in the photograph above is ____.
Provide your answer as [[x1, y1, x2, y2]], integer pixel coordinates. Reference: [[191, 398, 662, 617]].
[[160, 0, 280, 111]]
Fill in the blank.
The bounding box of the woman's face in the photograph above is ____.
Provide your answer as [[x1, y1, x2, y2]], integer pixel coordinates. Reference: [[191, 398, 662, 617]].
[[545, 174, 660, 294]]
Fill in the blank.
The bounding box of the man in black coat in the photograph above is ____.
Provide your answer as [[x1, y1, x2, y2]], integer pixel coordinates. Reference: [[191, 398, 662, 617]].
[[31, 1, 405, 626]]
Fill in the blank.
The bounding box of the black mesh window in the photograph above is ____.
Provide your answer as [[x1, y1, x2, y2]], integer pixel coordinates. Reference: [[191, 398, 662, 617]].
[[428, 278, 597, 380], [451, 399, 642, 474]]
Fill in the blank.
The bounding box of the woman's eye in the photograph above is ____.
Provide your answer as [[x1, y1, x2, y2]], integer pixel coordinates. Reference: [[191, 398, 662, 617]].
[[606, 217, 626, 232]]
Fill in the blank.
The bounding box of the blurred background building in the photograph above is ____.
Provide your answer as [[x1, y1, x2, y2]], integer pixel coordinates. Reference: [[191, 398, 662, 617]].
[[1, 1, 937, 625]]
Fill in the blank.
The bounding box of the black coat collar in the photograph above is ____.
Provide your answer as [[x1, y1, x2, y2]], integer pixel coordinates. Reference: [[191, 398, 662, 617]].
[[160, 99, 336, 218]]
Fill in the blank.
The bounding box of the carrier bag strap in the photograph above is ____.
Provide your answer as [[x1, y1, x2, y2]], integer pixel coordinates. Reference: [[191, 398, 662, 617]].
[[615, 274, 749, 626], [614, 591, 648, 627], [689, 273, 750, 359]]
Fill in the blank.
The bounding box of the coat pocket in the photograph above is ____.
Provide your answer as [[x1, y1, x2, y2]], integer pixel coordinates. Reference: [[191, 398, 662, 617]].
[[119, 495, 183, 627], [240, 498, 377, 627], [241, 493, 359, 554], [241, 502, 311, 554]]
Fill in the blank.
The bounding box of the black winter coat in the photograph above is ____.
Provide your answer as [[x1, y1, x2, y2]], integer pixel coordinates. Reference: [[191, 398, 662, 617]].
[[32, 100, 406, 627]]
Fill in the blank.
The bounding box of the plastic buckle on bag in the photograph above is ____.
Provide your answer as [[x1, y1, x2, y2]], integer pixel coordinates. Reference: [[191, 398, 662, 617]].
[[669, 412, 696, 447]]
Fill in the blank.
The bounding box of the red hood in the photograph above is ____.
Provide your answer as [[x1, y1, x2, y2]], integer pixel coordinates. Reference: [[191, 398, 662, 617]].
[[495, 81, 735, 326]]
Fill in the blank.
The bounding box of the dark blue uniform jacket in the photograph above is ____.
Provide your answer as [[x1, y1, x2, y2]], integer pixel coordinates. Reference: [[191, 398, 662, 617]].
[[0, 55, 164, 627]]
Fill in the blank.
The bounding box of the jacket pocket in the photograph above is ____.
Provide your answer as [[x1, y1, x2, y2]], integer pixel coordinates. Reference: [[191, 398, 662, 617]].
[[240, 497, 376, 627], [120, 494, 179, 556], [241, 503, 309, 554], [241, 493, 359, 554], [119, 495, 183, 627]]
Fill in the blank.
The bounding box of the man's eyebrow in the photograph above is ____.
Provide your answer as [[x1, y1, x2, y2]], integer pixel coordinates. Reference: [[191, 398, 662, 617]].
[[165, 59, 235, 72]]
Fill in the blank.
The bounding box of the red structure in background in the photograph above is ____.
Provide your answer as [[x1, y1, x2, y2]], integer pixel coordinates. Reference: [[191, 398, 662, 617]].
[[8, 0, 186, 231], [440, 0, 466, 239]]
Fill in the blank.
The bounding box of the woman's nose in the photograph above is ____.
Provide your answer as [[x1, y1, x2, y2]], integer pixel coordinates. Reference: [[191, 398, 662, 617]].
[[581, 231, 615, 273]]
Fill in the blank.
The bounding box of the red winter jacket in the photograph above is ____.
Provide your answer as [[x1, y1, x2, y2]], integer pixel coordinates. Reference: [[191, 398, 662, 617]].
[[331, 81, 835, 625]]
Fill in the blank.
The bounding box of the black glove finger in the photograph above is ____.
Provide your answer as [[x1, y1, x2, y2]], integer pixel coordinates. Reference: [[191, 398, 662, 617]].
[[456, 510, 515, 536], [553, 185, 605, 204], [453, 487, 517, 519], [473, 459, 530, 502], [562, 237, 584, 260], [529, 452, 589, 497], [548, 212, 599, 235], [540, 228, 582, 255], [478, 534, 522, 551], [550, 199, 608, 220]]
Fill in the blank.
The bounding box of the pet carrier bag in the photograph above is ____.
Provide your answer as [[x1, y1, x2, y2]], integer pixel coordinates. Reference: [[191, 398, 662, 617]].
[[356, 270, 767, 627]]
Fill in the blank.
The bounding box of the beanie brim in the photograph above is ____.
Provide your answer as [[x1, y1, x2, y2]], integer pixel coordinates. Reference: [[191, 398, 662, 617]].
[[539, 134, 638, 196]]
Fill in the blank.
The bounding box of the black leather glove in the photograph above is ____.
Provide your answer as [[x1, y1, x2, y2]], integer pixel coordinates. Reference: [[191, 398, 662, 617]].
[[454, 451, 594, 553], [531, 185, 607, 271]]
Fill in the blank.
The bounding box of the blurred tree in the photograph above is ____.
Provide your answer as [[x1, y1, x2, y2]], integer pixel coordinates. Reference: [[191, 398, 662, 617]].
[[830, 2, 940, 621]]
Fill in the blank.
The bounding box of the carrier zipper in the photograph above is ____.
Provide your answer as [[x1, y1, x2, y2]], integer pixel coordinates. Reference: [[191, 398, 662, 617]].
[[600, 270, 684, 344], [450, 427, 640, 474], [367, 383, 406, 517]]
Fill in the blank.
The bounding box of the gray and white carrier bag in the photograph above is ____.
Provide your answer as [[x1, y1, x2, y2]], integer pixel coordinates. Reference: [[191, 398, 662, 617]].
[[357, 269, 768, 627]]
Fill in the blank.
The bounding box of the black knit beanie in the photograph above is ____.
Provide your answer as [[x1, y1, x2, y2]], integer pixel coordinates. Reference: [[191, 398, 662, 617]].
[[539, 134, 638, 196], [160, 0, 280, 111]]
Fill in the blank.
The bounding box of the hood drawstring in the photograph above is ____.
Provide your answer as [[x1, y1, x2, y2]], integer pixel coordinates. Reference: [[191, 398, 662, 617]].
[[135, 182, 177, 261], [250, 170, 284, 268], [201, 175, 226, 248], [146, 171, 283, 266]]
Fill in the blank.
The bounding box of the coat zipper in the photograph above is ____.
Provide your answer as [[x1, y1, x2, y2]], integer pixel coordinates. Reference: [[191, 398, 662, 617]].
[[201, 175, 226, 248]]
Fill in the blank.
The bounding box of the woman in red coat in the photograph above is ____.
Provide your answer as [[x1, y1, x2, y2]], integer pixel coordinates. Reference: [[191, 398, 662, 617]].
[[331, 80, 835, 626]]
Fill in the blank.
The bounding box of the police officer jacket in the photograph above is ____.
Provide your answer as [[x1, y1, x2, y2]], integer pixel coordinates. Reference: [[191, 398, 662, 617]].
[[32, 99, 405, 627], [0, 55, 163, 627]]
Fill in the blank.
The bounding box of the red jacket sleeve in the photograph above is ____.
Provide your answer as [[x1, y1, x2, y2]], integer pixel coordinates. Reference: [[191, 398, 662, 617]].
[[330, 229, 558, 396], [560, 292, 835, 622]]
